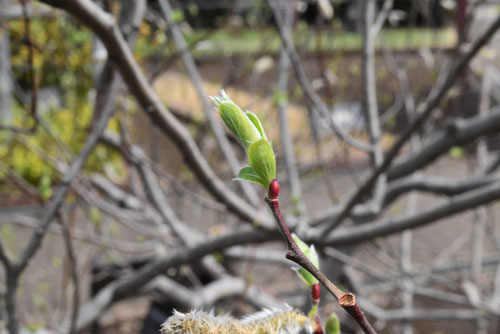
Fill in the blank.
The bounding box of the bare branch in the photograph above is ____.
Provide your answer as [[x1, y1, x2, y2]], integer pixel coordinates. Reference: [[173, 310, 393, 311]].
[[324, 180, 500, 246], [383, 173, 500, 206], [14, 0, 146, 276], [7, 213, 157, 253], [58, 212, 80, 334], [267, 0, 372, 152], [150, 275, 281, 310], [0, 242, 11, 270], [38, 0, 273, 227], [56, 227, 277, 332], [360, 299, 482, 322], [362, 0, 387, 213], [372, 0, 393, 35], [314, 15, 500, 237], [157, 0, 259, 206], [275, 0, 305, 215], [265, 184, 377, 334], [310, 173, 500, 227], [388, 106, 500, 180]]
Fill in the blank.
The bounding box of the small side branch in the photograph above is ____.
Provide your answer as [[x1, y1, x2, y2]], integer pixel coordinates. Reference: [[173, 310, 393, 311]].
[[265, 181, 377, 334]]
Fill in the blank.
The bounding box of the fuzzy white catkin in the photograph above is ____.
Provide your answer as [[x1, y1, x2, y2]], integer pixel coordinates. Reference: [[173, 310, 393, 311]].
[[161, 308, 315, 334]]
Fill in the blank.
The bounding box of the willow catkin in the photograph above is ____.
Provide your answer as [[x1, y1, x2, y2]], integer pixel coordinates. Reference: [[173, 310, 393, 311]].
[[161, 308, 315, 334]]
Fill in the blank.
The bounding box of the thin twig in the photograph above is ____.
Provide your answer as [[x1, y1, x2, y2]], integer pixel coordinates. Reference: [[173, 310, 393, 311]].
[[362, 0, 386, 214], [157, 0, 259, 206], [323, 179, 500, 246], [275, 0, 306, 215], [265, 180, 377, 334], [40, 0, 273, 228], [267, 0, 372, 152], [317, 15, 500, 236], [58, 212, 80, 334]]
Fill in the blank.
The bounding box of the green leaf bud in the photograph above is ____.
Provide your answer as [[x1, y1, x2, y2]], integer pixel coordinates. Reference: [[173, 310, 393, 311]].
[[212, 90, 262, 149], [248, 139, 276, 190], [325, 313, 340, 334], [292, 233, 320, 287]]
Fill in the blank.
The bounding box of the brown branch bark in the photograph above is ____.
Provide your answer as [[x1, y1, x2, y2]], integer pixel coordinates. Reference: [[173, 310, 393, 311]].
[[38, 0, 274, 228], [265, 180, 377, 334]]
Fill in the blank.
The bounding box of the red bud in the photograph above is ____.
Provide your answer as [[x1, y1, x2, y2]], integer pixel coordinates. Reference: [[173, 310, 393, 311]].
[[313, 315, 324, 334], [312, 283, 320, 302], [268, 179, 280, 200]]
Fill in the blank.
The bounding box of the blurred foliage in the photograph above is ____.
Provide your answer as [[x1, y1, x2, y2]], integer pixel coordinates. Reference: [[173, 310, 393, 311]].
[[1, 16, 126, 190], [449, 146, 466, 159], [190, 26, 456, 57]]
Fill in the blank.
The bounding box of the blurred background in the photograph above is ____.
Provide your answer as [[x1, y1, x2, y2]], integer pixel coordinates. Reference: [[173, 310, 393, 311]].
[[1, 0, 500, 333]]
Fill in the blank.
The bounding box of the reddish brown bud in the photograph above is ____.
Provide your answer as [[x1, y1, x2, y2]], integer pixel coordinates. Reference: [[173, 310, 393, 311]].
[[313, 315, 324, 334], [312, 283, 320, 302], [268, 179, 280, 200]]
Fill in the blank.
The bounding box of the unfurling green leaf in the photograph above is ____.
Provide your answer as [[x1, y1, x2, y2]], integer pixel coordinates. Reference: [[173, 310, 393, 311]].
[[293, 233, 309, 252], [245, 111, 267, 140], [237, 166, 267, 188], [212, 90, 262, 149], [248, 139, 276, 190], [296, 267, 318, 287], [292, 233, 319, 287], [212, 91, 276, 191], [325, 313, 340, 334]]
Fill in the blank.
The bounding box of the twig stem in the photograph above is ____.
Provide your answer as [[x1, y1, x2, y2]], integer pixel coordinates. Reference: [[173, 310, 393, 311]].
[[265, 180, 377, 334]]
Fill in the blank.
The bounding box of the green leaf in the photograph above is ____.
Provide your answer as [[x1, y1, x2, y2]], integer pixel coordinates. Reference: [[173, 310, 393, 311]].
[[212, 90, 262, 149], [325, 313, 341, 334], [293, 233, 319, 268], [292, 233, 309, 252], [296, 267, 318, 287], [292, 233, 319, 287], [248, 139, 276, 190], [245, 111, 267, 140], [308, 245, 320, 269], [237, 166, 267, 188]]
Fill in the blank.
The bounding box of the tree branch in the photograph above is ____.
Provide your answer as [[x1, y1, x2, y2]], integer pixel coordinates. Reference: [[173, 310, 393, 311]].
[[388, 106, 500, 180], [38, 0, 273, 228], [323, 180, 500, 246], [157, 0, 259, 206], [276, 0, 306, 215], [315, 14, 500, 236], [265, 181, 377, 334], [267, 0, 372, 152], [56, 227, 277, 332]]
